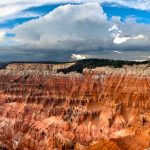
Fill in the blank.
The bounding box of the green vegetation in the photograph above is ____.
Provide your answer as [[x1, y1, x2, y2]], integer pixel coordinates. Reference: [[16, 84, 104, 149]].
[[1, 59, 150, 73], [58, 59, 150, 73]]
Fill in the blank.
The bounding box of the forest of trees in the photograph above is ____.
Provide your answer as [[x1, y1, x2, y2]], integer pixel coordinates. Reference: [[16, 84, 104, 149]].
[[58, 59, 150, 73]]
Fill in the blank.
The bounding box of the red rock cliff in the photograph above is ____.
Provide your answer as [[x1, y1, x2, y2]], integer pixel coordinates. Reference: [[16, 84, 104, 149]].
[[0, 63, 150, 150]]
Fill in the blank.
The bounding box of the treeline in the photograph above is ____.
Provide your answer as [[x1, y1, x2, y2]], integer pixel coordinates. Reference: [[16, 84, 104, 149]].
[[0, 62, 9, 69], [1, 59, 150, 73], [58, 59, 150, 73]]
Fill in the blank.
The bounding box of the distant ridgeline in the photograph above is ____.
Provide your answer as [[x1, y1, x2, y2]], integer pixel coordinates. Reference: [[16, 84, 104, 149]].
[[58, 59, 150, 73], [0, 62, 9, 69], [1, 59, 150, 73]]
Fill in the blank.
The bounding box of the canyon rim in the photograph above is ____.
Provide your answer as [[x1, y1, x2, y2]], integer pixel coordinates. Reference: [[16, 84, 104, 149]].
[[0, 0, 150, 149], [0, 60, 150, 149]]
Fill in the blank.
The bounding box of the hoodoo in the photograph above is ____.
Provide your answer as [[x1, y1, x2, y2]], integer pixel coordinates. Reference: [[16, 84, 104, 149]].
[[0, 61, 150, 150]]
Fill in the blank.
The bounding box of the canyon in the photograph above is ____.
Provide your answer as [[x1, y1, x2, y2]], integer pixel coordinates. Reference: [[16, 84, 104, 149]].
[[0, 61, 150, 150]]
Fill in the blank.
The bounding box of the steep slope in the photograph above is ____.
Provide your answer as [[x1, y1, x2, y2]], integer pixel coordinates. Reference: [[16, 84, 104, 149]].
[[0, 62, 149, 149]]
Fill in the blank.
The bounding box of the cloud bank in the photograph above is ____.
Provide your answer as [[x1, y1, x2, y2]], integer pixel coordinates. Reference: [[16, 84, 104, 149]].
[[10, 3, 149, 52], [0, 2, 150, 61], [11, 3, 111, 51]]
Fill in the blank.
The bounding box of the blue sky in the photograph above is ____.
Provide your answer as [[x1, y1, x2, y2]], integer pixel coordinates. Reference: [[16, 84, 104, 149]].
[[0, 0, 150, 61], [102, 3, 150, 24], [0, 4, 60, 29]]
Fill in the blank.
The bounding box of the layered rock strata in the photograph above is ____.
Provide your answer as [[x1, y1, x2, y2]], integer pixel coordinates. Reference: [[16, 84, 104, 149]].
[[0, 63, 149, 150]]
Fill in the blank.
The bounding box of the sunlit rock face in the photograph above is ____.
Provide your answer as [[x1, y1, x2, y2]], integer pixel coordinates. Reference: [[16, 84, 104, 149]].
[[0, 63, 150, 150]]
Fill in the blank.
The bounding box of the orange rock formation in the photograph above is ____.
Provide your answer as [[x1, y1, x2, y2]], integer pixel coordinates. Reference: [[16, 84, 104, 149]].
[[0, 63, 149, 150]]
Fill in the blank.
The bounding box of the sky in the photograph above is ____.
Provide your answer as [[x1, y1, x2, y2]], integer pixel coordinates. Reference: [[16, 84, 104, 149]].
[[0, 0, 150, 61]]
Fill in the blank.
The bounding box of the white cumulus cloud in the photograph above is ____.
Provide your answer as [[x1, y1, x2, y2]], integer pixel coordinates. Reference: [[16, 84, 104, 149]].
[[71, 54, 86, 60], [113, 50, 123, 54], [5, 3, 150, 52], [0, 30, 6, 42], [11, 3, 111, 51], [109, 24, 146, 44]]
